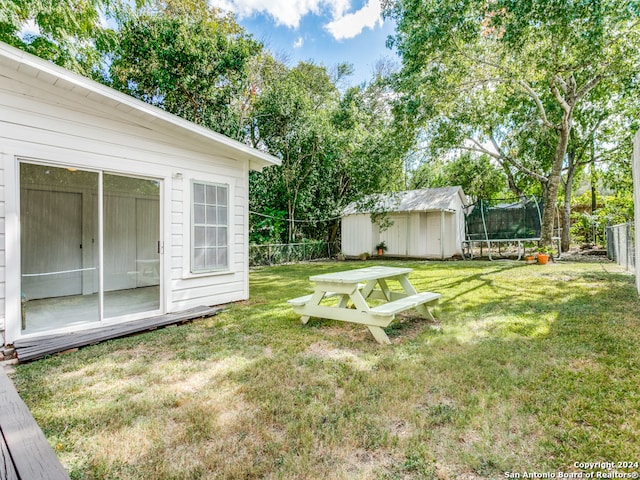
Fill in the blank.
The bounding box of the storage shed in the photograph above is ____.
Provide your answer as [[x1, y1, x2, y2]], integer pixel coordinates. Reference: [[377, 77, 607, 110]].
[[0, 42, 280, 352], [341, 187, 468, 259]]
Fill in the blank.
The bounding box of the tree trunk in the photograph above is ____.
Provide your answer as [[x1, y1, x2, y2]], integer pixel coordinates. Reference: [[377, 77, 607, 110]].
[[540, 119, 571, 247], [287, 200, 295, 243], [561, 161, 574, 252], [327, 220, 340, 244], [560, 166, 574, 252], [500, 162, 525, 198], [590, 163, 597, 216]]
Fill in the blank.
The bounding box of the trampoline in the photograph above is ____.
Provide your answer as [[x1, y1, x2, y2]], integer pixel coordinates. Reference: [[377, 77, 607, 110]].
[[462, 196, 561, 260]]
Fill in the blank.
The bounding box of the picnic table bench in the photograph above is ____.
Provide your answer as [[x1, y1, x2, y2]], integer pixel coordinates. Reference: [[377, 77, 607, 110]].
[[288, 266, 441, 344]]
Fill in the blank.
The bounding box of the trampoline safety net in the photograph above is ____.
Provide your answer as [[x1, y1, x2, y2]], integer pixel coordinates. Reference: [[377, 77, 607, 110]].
[[465, 197, 543, 241]]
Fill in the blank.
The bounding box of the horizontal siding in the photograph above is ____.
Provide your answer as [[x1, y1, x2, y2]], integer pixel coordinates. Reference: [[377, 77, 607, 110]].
[[0, 115, 240, 179], [1, 63, 253, 342], [168, 163, 248, 309], [0, 92, 245, 177], [2, 74, 246, 164], [171, 289, 246, 312]]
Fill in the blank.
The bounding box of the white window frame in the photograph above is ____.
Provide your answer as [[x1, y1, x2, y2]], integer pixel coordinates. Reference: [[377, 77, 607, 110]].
[[191, 180, 229, 273]]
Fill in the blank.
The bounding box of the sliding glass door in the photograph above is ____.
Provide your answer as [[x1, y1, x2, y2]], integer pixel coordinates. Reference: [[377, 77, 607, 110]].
[[103, 174, 160, 318], [20, 162, 161, 334]]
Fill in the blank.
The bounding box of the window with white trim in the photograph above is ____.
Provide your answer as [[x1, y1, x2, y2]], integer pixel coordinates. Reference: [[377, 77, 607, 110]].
[[192, 181, 228, 272]]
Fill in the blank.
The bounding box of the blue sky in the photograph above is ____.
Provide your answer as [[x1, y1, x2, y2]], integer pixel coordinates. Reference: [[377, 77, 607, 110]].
[[209, 0, 399, 86]]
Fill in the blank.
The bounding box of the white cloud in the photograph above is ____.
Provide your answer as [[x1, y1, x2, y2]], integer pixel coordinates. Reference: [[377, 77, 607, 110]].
[[19, 20, 40, 37], [324, 0, 382, 40], [293, 36, 304, 48], [210, 0, 351, 29]]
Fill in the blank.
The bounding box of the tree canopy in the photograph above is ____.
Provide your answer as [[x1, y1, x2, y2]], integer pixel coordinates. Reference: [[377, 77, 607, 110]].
[[3, 0, 638, 249], [0, 0, 133, 75], [109, 2, 261, 139], [385, 0, 640, 247], [249, 61, 407, 244]]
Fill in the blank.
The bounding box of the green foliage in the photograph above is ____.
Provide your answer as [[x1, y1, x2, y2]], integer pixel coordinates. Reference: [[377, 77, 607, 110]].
[[109, 4, 261, 139], [250, 62, 408, 243], [570, 211, 602, 245], [12, 261, 640, 478], [0, 0, 126, 75], [409, 153, 507, 201], [250, 61, 339, 242], [385, 0, 640, 245], [249, 207, 287, 245], [570, 188, 634, 246]]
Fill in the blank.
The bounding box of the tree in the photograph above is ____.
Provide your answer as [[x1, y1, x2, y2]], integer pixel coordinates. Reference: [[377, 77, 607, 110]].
[[558, 83, 634, 251], [410, 153, 507, 202], [249, 60, 408, 244], [384, 0, 640, 247], [319, 74, 409, 242], [250, 61, 341, 243], [0, 0, 128, 75], [109, 1, 261, 139]]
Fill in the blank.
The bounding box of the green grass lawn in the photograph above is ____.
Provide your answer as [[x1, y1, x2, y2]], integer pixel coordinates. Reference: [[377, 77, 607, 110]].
[[10, 259, 640, 479]]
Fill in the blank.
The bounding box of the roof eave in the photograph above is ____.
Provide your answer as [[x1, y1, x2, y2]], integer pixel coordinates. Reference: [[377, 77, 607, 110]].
[[0, 42, 281, 171]]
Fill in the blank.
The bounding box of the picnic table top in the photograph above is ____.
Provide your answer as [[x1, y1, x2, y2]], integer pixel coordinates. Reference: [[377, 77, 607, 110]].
[[309, 266, 413, 284]]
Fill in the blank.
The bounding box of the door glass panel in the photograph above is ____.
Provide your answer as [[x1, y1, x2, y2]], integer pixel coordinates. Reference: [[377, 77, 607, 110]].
[[20, 163, 99, 333], [103, 174, 160, 318]]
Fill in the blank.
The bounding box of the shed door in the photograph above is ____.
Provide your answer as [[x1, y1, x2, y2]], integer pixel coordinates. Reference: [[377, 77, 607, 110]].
[[103, 174, 161, 318], [425, 213, 442, 257], [382, 215, 409, 256], [135, 198, 161, 287]]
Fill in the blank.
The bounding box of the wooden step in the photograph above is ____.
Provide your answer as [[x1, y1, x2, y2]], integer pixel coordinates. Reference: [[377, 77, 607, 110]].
[[14, 306, 221, 362]]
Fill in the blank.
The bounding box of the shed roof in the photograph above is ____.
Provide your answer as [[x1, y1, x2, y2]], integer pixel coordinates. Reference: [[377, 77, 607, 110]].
[[343, 186, 468, 215], [0, 41, 281, 171]]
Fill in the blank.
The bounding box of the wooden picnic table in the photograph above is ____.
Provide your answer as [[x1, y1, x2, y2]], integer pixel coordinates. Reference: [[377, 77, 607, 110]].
[[288, 266, 441, 344]]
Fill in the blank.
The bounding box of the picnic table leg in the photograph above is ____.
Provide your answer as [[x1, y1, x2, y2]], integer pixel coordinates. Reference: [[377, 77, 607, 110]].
[[399, 275, 437, 321], [398, 276, 418, 295], [347, 290, 392, 344], [377, 279, 392, 301], [300, 290, 329, 325], [367, 326, 391, 344], [360, 280, 377, 299], [416, 304, 436, 322], [337, 294, 350, 308]]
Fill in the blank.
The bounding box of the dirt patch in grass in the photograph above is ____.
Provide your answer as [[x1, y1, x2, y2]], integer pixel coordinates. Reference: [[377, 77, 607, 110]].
[[11, 260, 640, 479], [305, 342, 374, 371]]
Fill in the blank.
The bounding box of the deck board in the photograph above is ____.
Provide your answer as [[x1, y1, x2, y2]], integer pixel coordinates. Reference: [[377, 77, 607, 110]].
[[0, 431, 19, 480], [0, 368, 70, 480], [14, 306, 222, 361]]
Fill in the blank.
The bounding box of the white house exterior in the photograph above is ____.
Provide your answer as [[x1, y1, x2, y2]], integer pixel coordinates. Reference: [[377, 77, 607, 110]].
[[341, 187, 468, 259], [0, 42, 280, 347]]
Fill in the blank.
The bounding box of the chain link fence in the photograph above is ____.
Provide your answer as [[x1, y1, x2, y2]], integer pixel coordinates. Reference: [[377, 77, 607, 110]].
[[249, 241, 341, 267], [606, 222, 635, 272]]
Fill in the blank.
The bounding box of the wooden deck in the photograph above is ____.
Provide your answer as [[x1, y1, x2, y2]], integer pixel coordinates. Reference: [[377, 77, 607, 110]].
[[0, 367, 70, 480], [14, 306, 222, 362]]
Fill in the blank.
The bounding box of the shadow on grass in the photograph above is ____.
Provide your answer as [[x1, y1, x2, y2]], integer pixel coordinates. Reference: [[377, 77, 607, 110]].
[[12, 260, 640, 479]]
